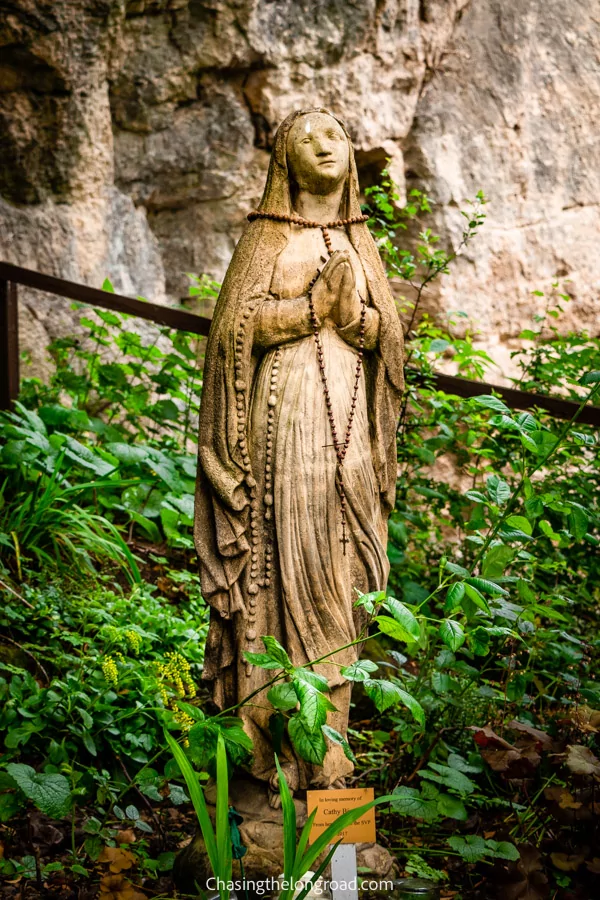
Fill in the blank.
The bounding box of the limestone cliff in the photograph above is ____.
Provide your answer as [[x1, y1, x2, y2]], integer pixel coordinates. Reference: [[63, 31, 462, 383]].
[[0, 0, 598, 378]]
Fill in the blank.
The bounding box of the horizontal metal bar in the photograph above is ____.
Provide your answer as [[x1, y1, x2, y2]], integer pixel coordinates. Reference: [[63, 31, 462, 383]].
[[0, 261, 211, 337], [410, 370, 600, 427], [2, 260, 598, 427]]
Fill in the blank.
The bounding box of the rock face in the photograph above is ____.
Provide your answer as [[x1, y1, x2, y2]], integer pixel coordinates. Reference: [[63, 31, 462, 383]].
[[0, 0, 598, 378]]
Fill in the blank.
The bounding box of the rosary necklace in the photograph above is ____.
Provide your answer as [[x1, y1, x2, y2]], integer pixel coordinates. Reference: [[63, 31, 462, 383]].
[[248, 209, 369, 552]]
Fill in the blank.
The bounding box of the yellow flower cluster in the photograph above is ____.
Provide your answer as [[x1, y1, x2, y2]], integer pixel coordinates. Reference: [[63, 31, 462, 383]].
[[173, 708, 195, 732], [125, 630, 142, 655], [101, 656, 119, 687], [157, 651, 197, 700]]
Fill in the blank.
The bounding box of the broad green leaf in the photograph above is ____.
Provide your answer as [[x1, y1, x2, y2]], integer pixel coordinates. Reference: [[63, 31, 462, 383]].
[[465, 490, 488, 504], [568, 507, 588, 541], [481, 545, 514, 578], [288, 715, 327, 765], [486, 475, 511, 505], [383, 598, 421, 640], [293, 681, 336, 730], [340, 659, 379, 682], [436, 793, 467, 820], [267, 682, 298, 712], [473, 395, 510, 414], [448, 834, 487, 863], [353, 590, 385, 614], [463, 583, 491, 615], [445, 582, 465, 613], [422, 763, 475, 794], [445, 561, 470, 578], [243, 651, 283, 669], [322, 725, 356, 762], [465, 577, 508, 597], [262, 636, 293, 671], [579, 370, 600, 385], [293, 668, 330, 692], [6, 764, 72, 819], [439, 619, 465, 652], [505, 515, 533, 536], [375, 615, 417, 644], [391, 786, 438, 822]]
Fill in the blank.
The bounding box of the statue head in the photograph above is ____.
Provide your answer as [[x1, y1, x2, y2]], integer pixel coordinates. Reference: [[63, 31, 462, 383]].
[[286, 111, 350, 196]]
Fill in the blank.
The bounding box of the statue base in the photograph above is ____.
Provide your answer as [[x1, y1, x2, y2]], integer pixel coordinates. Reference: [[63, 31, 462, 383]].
[[173, 775, 396, 896]]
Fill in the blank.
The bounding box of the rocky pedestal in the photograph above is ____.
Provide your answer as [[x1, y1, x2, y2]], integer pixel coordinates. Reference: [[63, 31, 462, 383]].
[[173, 776, 396, 895]]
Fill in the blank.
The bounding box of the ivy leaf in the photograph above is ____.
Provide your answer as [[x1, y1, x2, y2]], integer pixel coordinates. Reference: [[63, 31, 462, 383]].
[[391, 786, 438, 822], [6, 764, 72, 819], [267, 682, 298, 712], [436, 793, 467, 820], [448, 834, 487, 863], [439, 619, 465, 652], [288, 715, 327, 765], [340, 659, 379, 682]]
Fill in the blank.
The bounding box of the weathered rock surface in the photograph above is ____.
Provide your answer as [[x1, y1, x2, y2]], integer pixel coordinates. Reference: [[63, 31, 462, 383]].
[[0, 0, 598, 379]]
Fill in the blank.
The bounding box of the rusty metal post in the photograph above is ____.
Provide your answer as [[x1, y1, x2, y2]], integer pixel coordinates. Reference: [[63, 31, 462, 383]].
[[0, 279, 19, 409]]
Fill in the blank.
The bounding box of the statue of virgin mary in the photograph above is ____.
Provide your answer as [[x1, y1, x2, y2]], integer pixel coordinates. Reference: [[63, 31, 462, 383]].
[[195, 108, 404, 803]]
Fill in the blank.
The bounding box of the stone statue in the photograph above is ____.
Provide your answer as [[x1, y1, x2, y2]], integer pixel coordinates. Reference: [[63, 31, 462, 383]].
[[195, 107, 404, 806]]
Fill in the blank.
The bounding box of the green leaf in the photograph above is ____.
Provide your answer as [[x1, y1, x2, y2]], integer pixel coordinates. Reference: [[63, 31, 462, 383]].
[[340, 659, 379, 682], [243, 651, 284, 670], [275, 755, 296, 882], [445, 561, 470, 578], [6, 764, 72, 819], [473, 395, 510, 414], [262, 636, 293, 671], [448, 834, 487, 863], [436, 793, 467, 820], [481, 545, 514, 579], [463, 583, 491, 615], [376, 615, 418, 643], [288, 715, 327, 765], [421, 763, 476, 795], [568, 507, 588, 541], [294, 681, 336, 730], [439, 619, 465, 652], [293, 668, 330, 692], [322, 725, 356, 762], [383, 598, 421, 640], [364, 680, 425, 725], [445, 582, 465, 612], [486, 840, 520, 861], [465, 576, 508, 597], [267, 682, 298, 712], [505, 515, 533, 536], [391, 786, 438, 822], [579, 370, 600, 385], [486, 475, 511, 505]]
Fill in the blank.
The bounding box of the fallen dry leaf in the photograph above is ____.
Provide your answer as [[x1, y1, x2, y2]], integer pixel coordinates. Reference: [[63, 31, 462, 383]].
[[550, 852, 584, 872], [571, 706, 600, 733], [586, 858, 600, 874], [99, 873, 146, 900], [544, 786, 582, 810], [508, 720, 552, 748], [565, 744, 600, 777], [116, 829, 137, 845], [98, 846, 136, 873]]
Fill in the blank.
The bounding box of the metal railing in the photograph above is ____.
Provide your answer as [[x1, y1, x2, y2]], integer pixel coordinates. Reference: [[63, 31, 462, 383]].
[[1, 260, 599, 427]]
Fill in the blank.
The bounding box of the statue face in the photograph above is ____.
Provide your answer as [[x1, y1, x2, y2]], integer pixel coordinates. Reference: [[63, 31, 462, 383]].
[[287, 112, 350, 195]]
